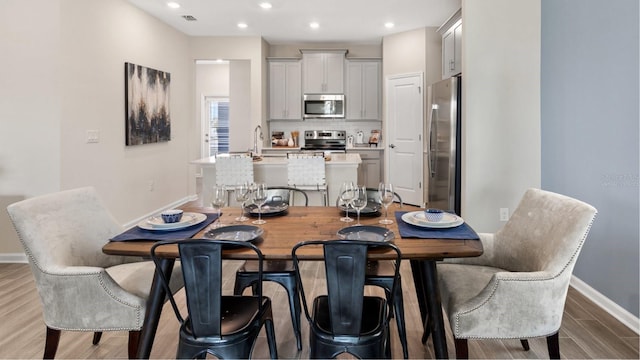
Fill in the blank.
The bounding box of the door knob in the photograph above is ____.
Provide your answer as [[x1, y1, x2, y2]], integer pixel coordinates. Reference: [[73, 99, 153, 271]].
[[389, 144, 396, 149]]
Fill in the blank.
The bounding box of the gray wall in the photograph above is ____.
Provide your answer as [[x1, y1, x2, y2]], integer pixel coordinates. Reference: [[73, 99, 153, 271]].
[[541, 0, 639, 316]]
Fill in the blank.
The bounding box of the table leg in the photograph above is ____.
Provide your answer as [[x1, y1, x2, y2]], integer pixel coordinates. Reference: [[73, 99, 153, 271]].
[[421, 260, 448, 359], [136, 258, 175, 359], [410, 260, 428, 325]]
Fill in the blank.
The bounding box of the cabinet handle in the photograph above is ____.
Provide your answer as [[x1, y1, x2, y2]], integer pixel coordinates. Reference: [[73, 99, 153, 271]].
[[389, 144, 396, 149], [449, 59, 455, 71]]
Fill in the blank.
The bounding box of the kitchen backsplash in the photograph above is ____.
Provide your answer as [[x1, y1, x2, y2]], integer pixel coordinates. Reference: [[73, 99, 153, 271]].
[[268, 119, 383, 146]]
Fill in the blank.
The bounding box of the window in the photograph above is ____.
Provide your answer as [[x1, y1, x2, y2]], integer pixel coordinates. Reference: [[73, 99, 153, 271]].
[[205, 97, 229, 155]]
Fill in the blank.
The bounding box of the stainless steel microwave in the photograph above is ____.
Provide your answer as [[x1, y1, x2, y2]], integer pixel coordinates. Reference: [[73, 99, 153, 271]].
[[303, 94, 345, 119]]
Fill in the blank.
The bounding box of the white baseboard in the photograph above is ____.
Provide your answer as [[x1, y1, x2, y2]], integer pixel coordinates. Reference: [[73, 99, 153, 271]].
[[0, 253, 27, 263], [571, 275, 640, 334]]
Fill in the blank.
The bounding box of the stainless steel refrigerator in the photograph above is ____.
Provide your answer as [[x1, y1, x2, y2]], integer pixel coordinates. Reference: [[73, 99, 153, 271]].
[[424, 76, 461, 214]]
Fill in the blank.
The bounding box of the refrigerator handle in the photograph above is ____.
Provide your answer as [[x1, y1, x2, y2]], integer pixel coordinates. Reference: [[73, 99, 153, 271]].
[[428, 104, 438, 178]]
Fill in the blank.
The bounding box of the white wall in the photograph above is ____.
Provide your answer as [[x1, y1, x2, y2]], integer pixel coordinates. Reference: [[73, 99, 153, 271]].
[[269, 43, 382, 58], [0, 0, 61, 253], [229, 60, 252, 152], [0, 0, 194, 256], [58, 0, 193, 222], [382, 28, 428, 78], [461, 0, 541, 232]]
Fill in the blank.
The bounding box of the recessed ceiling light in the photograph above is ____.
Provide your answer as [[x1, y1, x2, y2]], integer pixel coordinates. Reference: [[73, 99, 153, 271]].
[[167, 2, 180, 9], [259, 2, 272, 9], [237, 22, 248, 29], [385, 22, 395, 29], [309, 22, 319, 29]]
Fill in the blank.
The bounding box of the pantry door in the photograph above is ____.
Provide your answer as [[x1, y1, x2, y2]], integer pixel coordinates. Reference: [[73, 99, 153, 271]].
[[386, 73, 424, 206]]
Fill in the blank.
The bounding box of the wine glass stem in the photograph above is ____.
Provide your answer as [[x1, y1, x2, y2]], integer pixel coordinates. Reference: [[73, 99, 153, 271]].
[[357, 210, 360, 224], [217, 209, 222, 226], [258, 206, 262, 222]]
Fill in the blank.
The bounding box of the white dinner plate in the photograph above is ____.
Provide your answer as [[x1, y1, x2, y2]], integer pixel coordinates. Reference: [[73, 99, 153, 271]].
[[401, 211, 464, 229], [337, 226, 395, 242], [138, 212, 207, 231], [204, 225, 264, 242]]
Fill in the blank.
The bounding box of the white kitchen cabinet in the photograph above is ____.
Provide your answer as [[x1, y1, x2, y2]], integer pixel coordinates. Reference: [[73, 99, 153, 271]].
[[439, 9, 462, 79], [269, 59, 302, 120], [301, 50, 346, 94], [351, 149, 383, 188], [346, 59, 381, 120]]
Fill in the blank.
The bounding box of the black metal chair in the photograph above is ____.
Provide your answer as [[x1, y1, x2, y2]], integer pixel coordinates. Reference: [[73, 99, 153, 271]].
[[292, 239, 402, 359], [233, 186, 308, 350], [335, 188, 408, 358], [151, 239, 278, 359]]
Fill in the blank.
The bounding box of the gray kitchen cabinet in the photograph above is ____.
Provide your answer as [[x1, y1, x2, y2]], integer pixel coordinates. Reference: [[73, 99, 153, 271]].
[[352, 149, 383, 188], [301, 50, 346, 94], [269, 59, 302, 120], [439, 9, 462, 79], [346, 59, 381, 120]]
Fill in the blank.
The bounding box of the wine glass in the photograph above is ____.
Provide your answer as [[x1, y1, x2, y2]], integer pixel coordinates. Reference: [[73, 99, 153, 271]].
[[235, 182, 250, 222], [211, 185, 227, 228], [252, 183, 268, 225], [352, 186, 368, 226], [339, 181, 355, 222], [378, 183, 394, 225]]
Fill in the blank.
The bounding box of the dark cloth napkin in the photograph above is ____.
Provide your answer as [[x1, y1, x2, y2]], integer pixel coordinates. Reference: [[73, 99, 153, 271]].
[[110, 213, 218, 242], [394, 211, 479, 240]]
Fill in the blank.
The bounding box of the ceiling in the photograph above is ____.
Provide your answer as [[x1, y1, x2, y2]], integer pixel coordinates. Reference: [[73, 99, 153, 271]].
[[127, 0, 462, 44]]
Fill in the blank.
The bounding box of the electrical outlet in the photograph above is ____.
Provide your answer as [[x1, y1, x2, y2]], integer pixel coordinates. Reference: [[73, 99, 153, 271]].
[[86, 130, 100, 143], [499, 208, 509, 221]]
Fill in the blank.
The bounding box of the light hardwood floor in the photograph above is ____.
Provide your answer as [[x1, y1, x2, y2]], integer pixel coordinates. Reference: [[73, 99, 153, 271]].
[[0, 261, 637, 359]]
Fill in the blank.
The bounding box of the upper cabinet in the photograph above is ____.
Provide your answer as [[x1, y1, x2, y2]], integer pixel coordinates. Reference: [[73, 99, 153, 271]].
[[438, 9, 462, 79], [345, 59, 381, 120], [269, 58, 302, 120], [301, 50, 346, 93]]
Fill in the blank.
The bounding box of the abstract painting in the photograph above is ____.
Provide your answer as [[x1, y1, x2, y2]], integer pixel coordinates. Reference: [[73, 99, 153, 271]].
[[125, 62, 171, 145]]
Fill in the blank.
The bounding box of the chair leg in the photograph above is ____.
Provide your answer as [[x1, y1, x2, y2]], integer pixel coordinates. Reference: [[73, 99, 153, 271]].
[[236, 272, 303, 351], [547, 332, 560, 359], [128, 330, 141, 359], [520, 339, 530, 351], [92, 332, 102, 345], [392, 283, 409, 359], [454, 338, 469, 359], [265, 318, 278, 359], [282, 277, 303, 350], [43, 327, 61, 359], [421, 314, 432, 344]]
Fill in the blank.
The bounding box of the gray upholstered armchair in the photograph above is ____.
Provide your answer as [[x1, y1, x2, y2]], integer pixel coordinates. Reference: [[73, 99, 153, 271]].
[[437, 188, 597, 359], [6, 187, 183, 359]]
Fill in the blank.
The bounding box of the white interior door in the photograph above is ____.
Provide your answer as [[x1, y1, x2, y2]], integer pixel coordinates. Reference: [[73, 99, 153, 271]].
[[386, 73, 424, 206]]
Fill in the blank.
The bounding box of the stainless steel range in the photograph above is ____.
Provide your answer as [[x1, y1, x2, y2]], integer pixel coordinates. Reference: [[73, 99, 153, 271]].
[[301, 130, 346, 151]]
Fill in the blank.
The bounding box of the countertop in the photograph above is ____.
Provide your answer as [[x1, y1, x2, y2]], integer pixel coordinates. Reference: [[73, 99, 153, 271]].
[[347, 145, 384, 151], [191, 153, 362, 166]]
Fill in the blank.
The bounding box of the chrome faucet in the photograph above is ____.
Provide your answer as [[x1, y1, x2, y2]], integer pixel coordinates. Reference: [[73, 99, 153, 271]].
[[253, 125, 263, 154]]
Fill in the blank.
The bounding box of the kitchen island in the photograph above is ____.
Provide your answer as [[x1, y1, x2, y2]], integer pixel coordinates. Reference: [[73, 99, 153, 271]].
[[191, 153, 361, 206]]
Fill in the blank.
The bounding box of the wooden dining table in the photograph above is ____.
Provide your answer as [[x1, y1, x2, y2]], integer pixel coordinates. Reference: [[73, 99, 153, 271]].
[[102, 205, 483, 359]]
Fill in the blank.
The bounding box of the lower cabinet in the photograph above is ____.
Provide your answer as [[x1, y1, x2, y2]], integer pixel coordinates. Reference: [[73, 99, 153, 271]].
[[352, 149, 383, 188]]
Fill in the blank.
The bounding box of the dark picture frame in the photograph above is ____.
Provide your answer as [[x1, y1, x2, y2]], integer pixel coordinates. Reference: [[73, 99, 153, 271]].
[[125, 62, 171, 145]]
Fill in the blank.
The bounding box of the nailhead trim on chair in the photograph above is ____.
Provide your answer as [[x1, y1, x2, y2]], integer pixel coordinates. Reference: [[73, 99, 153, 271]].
[[453, 215, 597, 339]]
